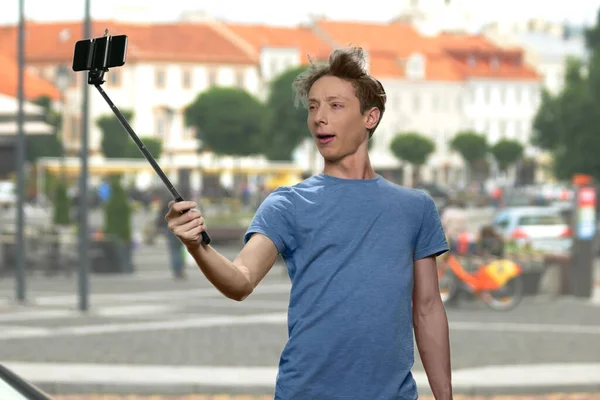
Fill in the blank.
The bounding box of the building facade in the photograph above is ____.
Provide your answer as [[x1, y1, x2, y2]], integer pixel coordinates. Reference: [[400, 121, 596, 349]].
[[0, 14, 543, 189]]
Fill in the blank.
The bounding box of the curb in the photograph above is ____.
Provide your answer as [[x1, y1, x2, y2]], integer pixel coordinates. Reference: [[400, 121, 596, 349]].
[[7, 362, 600, 398], [35, 382, 600, 397]]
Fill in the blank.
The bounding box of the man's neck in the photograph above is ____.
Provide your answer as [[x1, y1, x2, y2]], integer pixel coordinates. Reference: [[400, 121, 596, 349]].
[[321, 154, 377, 180]]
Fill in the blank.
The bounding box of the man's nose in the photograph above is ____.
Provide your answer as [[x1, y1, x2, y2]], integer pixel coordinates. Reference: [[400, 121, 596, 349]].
[[313, 106, 327, 125]]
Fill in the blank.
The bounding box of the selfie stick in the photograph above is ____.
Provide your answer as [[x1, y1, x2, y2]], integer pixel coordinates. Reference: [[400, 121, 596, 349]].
[[82, 32, 211, 245]]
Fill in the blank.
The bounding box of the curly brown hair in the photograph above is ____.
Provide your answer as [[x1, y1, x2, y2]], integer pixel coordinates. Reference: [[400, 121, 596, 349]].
[[292, 47, 387, 138]]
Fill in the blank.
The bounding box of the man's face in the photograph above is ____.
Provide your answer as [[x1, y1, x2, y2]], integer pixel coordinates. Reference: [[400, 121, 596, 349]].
[[307, 75, 379, 162]]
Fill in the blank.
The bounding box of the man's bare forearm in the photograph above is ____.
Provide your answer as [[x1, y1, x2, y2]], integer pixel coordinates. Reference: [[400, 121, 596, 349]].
[[414, 300, 452, 400], [186, 244, 253, 301]]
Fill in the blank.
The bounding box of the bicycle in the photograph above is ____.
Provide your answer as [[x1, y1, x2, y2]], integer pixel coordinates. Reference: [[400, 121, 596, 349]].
[[437, 233, 524, 311]]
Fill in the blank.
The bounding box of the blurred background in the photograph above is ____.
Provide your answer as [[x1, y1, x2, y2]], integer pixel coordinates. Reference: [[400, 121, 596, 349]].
[[1, 0, 600, 399]]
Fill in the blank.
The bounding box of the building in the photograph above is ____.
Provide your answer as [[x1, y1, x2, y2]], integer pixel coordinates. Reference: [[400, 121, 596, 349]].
[[0, 19, 262, 190], [0, 50, 60, 177], [311, 19, 541, 186], [482, 19, 589, 95], [0, 15, 541, 188]]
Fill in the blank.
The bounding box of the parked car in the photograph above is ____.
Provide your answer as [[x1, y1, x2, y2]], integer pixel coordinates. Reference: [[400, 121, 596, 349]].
[[491, 206, 572, 255], [0, 363, 53, 399], [0, 181, 16, 208]]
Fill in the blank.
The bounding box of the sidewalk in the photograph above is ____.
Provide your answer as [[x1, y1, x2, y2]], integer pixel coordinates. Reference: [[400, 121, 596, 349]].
[[7, 362, 600, 397], [52, 395, 600, 400]]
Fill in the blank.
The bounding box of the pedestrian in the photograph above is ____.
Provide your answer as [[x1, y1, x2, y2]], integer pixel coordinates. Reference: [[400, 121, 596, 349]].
[[157, 197, 186, 279], [165, 47, 452, 399], [441, 199, 471, 254]]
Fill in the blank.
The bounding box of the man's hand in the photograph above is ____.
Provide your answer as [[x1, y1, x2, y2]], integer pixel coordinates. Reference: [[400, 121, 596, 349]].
[[165, 201, 206, 249]]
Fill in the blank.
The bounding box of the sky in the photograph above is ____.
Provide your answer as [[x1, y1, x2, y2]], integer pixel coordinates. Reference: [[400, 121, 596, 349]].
[[1, 0, 599, 28]]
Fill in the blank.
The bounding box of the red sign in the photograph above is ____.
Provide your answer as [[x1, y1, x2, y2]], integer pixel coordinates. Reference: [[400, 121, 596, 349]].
[[579, 187, 596, 207]]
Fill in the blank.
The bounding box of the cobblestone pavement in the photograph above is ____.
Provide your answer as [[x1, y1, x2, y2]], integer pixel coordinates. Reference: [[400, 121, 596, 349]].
[[51, 393, 600, 400]]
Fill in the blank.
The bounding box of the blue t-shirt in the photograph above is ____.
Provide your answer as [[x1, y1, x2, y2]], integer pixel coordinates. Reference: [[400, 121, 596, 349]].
[[244, 173, 448, 400]]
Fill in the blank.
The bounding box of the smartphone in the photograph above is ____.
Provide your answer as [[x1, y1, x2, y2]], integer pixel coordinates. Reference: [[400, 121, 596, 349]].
[[72, 34, 128, 72]]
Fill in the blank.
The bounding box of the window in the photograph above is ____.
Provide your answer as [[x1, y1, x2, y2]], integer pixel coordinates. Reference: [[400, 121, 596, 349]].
[[518, 214, 565, 226], [155, 69, 166, 89], [431, 96, 439, 112], [499, 120, 507, 138], [490, 56, 499, 69], [467, 55, 476, 67], [154, 108, 174, 139], [182, 69, 192, 89], [413, 94, 420, 112], [236, 70, 245, 89], [108, 69, 120, 87], [208, 68, 217, 87], [499, 87, 506, 104], [406, 53, 425, 80]]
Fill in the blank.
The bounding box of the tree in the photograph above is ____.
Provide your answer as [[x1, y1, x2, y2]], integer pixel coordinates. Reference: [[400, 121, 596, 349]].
[[531, 56, 600, 180], [490, 139, 524, 173], [103, 175, 132, 244], [97, 110, 134, 158], [52, 181, 71, 226], [389, 132, 435, 185], [28, 96, 63, 164], [96, 110, 161, 160], [449, 131, 488, 183], [184, 88, 265, 157], [125, 137, 162, 159], [262, 66, 310, 161]]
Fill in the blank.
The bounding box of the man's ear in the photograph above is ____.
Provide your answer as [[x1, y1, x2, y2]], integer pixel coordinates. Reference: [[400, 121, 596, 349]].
[[364, 107, 380, 130]]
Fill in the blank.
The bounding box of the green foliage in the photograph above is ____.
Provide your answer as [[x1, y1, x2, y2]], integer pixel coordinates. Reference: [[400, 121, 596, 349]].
[[490, 139, 524, 172], [262, 66, 310, 161], [97, 110, 134, 158], [27, 96, 63, 163], [450, 131, 488, 166], [184, 88, 265, 157], [125, 137, 162, 159], [52, 181, 71, 226], [389, 132, 436, 167], [531, 49, 600, 180], [389, 132, 435, 185], [103, 175, 132, 243]]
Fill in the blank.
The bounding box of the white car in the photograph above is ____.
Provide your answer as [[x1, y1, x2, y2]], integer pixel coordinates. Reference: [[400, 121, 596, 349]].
[[491, 206, 572, 255], [0, 181, 16, 207]]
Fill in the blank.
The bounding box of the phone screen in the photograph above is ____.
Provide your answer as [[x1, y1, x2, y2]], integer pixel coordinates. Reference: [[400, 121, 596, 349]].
[[107, 35, 127, 68]]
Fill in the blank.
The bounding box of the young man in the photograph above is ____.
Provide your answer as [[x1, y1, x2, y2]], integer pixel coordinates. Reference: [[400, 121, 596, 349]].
[[165, 47, 452, 400]]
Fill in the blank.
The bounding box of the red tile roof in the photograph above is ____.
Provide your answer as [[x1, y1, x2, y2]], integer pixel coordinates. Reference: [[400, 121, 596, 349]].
[[0, 19, 540, 84], [225, 23, 331, 63], [0, 20, 257, 64], [0, 51, 60, 100], [313, 20, 540, 82]]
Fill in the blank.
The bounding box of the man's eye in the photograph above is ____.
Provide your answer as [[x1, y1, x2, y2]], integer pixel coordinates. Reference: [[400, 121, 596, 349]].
[[332, 103, 343, 108]]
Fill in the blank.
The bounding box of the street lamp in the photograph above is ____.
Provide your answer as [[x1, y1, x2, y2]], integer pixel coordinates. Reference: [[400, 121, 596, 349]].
[[55, 65, 70, 182]]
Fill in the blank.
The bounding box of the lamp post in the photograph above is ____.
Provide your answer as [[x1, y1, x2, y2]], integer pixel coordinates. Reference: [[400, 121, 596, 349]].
[[55, 65, 70, 182]]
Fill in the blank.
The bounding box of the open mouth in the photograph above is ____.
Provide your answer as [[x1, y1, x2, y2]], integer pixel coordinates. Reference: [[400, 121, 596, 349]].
[[316, 134, 335, 144]]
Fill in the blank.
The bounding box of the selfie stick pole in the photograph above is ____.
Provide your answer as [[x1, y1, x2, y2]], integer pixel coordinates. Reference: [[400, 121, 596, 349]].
[[87, 68, 211, 245]]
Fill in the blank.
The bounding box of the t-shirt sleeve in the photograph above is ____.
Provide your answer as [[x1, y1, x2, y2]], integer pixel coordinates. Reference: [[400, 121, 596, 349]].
[[413, 193, 449, 261], [244, 187, 297, 256]]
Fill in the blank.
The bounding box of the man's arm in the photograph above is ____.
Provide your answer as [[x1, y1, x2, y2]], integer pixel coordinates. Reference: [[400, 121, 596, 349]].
[[413, 255, 452, 400], [167, 201, 280, 302], [186, 233, 279, 301]]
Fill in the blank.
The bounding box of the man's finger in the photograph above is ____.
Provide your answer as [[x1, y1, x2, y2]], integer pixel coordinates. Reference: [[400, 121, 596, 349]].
[[173, 201, 196, 213]]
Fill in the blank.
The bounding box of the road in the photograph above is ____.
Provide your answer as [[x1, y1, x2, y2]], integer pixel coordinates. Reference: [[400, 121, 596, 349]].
[[1, 207, 599, 397], [1, 236, 600, 397]]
